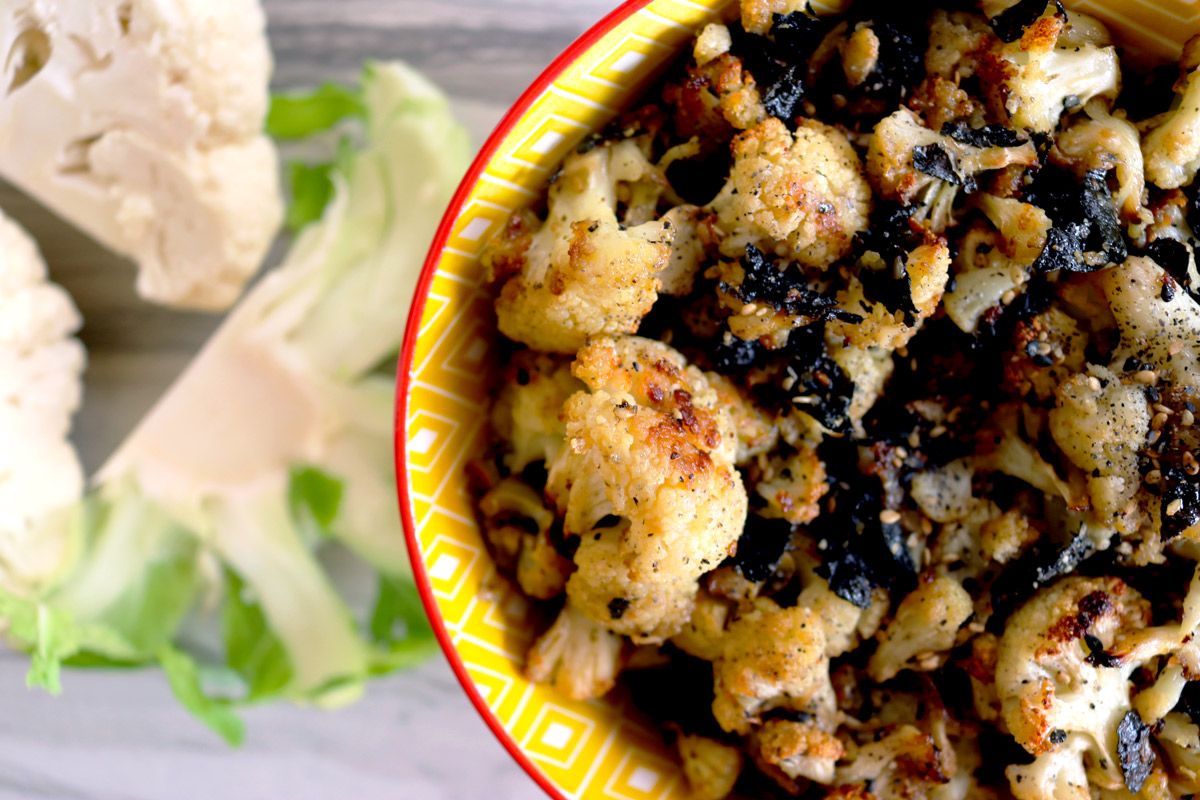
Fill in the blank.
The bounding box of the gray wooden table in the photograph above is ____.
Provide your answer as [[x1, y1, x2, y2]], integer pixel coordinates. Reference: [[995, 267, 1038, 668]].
[[0, 2, 616, 798]]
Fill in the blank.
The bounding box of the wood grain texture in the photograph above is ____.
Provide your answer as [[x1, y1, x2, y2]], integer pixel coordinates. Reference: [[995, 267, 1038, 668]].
[[0, 2, 614, 798]]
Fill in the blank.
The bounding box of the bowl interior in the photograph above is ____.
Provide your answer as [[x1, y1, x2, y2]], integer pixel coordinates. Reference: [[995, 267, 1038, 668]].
[[396, 1, 1200, 798]]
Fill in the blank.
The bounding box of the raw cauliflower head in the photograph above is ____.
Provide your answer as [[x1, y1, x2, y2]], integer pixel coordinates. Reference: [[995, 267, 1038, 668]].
[[548, 336, 749, 642], [712, 597, 834, 735], [708, 117, 872, 269], [0, 0, 283, 309], [0, 211, 85, 597], [484, 140, 674, 354], [995, 576, 1152, 793]]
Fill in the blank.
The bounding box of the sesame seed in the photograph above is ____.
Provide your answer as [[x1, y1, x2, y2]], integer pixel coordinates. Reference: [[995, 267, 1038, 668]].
[[756, 306, 770, 317], [1134, 370, 1159, 385], [1168, 499, 1184, 517], [1183, 410, 1195, 427], [1154, 403, 1173, 415], [1170, 341, 1185, 356], [1146, 469, 1162, 484], [1153, 412, 1169, 430], [1088, 376, 1103, 392], [741, 303, 758, 314], [880, 509, 901, 524], [930, 425, 948, 438]]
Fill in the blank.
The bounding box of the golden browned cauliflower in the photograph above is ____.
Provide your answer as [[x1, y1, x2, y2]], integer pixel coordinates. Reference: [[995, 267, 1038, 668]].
[[974, 194, 1051, 266], [547, 336, 748, 642], [478, 477, 572, 600], [678, 733, 744, 800], [705, 371, 779, 464], [490, 350, 582, 473], [866, 108, 1036, 233], [483, 141, 673, 353], [978, 9, 1120, 134], [1142, 35, 1200, 190], [712, 598, 834, 735], [995, 576, 1152, 794], [755, 443, 828, 525], [924, 9, 997, 81], [671, 588, 733, 662], [751, 718, 845, 786], [663, 39, 765, 142], [1002, 306, 1089, 402], [867, 574, 973, 682], [1049, 366, 1149, 534], [709, 117, 872, 269], [525, 602, 627, 700]]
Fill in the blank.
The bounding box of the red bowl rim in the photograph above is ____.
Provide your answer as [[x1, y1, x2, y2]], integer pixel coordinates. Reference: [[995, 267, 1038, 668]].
[[394, 2, 657, 798]]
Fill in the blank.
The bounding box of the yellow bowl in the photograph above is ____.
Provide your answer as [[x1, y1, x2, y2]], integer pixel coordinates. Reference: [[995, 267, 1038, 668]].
[[396, 2, 1200, 797]]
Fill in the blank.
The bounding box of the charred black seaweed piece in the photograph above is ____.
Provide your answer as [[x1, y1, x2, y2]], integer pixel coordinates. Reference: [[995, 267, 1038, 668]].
[[941, 120, 1026, 149], [988, 0, 1065, 44], [761, 65, 807, 125], [1026, 167, 1127, 272], [767, 326, 857, 434], [725, 245, 862, 323], [988, 529, 1094, 629], [725, 515, 794, 582], [1160, 466, 1200, 540], [1116, 709, 1156, 794], [813, 484, 917, 608]]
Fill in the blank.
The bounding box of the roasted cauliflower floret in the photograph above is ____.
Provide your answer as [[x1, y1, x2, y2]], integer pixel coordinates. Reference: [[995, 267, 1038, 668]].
[[1054, 104, 1149, 223], [491, 351, 582, 472], [866, 108, 1036, 232], [995, 576, 1152, 792], [671, 588, 733, 661], [678, 734, 744, 800], [867, 574, 973, 682], [709, 117, 872, 268], [974, 195, 1052, 265], [740, 0, 810, 36], [1142, 35, 1200, 190], [980, 9, 1120, 134], [663, 46, 766, 142], [1002, 306, 1089, 402], [1049, 366, 1149, 533], [924, 9, 997, 81], [943, 225, 1030, 334], [751, 718, 845, 786], [826, 239, 951, 350], [712, 598, 833, 735], [548, 337, 748, 642], [705, 371, 778, 464], [484, 141, 673, 353], [755, 443, 828, 525], [478, 478, 572, 600], [525, 602, 627, 700], [1100, 255, 1200, 386]]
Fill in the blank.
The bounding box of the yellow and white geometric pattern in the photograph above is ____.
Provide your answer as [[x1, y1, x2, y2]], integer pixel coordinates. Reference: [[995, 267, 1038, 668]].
[[400, 2, 1198, 797]]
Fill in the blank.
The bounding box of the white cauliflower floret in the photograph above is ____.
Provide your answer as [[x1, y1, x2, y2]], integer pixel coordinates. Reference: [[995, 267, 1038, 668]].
[[975, 195, 1052, 265], [0, 0, 282, 309], [995, 576, 1151, 791], [677, 733, 743, 800], [751, 718, 845, 786], [708, 117, 872, 268], [835, 724, 952, 797], [796, 577, 868, 658], [943, 225, 1030, 334], [980, 10, 1121, 134], [548, 337, 748, 642], [866, 108, 1036, 232], [484, 141, 673, 354], [1143, 35, 1200, 190], [829, 342, 894, 427], [490, 351, 582, 473], [1100, 255, 1200, 386], [525, 602, 626, 700], [1007, 733, 1092, 800], [867, 575, 972, 682], [1054, 104, 1149, 223], [1049, 366, 1149, 533], [712, 598, 833, 735], [0, 211, 85, 597]]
